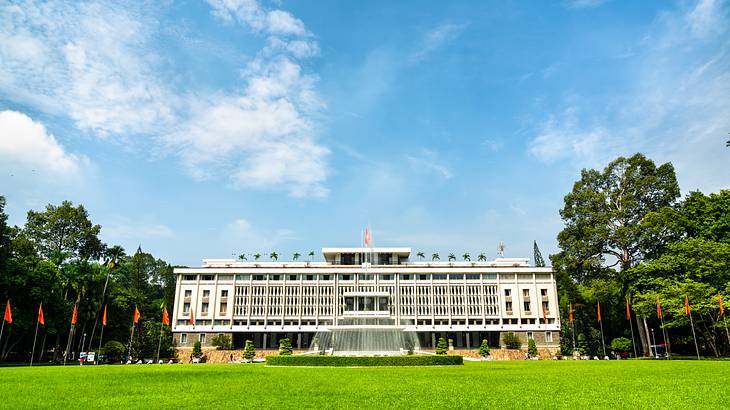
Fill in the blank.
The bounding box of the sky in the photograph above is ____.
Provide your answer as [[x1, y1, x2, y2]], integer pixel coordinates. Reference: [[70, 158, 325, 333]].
[[1, 0, 729, 266]]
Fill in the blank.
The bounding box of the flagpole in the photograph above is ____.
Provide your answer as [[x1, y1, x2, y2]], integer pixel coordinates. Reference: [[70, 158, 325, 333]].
[[63, 325, 75, 366], [688, 311, 700, 360], [97, 324, 105, 364], [571, 319, 576, 353], [127, 322, 136, 362], [30, 320, 40, 366], [599, 319, 606, 357], [0, 319, 5, 351], [724, 316, 730, 345], [659, 314, 671, 359], [156, 321, 164, 363]]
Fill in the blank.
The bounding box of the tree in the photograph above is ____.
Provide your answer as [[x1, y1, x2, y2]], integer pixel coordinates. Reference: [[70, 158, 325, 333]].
[[503, 332, 521, 349], [448, 253, 456, 262], [479, 339, 490, 358], [269, 252, 278, 262], [279, 338, 293, 355], [24, 200, 104, 263], [555, 153, 680, 355], [528, 338, 538, 357], [0, 196, 11, 275], [308, 251, 315, 261], [610, 337, 632, 357], [462, 252, 470, 261], [253, 253, 261, 261], [211, 334, 232, 350], [577, 334, 589, 356], [416, 251, 425, 261], [102, 340, 125, 363], [293, 252, 301, 261], [243, 340, 256, 362], [191, 341, 203, 359], [435, 337, 448, 354], [238, 253, 247, 261], [477, 253, 486, 262], [431, 253, 440, 261]]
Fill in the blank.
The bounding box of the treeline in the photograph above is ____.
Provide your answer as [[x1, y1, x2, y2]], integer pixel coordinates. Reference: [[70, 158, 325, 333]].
[[553, 153, 730, 357], [0, 199, 176, 362]]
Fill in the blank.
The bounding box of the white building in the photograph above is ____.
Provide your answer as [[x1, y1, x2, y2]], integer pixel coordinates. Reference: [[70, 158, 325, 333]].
[[172, 247, 560, 351]]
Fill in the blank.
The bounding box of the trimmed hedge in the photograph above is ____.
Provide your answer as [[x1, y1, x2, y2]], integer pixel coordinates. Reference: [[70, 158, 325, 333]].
[[265, 355, 463, 367]]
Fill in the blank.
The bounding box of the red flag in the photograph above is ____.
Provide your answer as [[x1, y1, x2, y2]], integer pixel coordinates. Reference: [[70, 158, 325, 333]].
[[38, 303, 45, 326], [133, 306, 141, 325], [597, 302, 602, 322], [656, 300, 662, 319], [684, 295, 691, 317], [364, 227, 371, 248], [3, 300, 11, 324], [162, 306, 170, 326], [189, 307, 195, 326], [71, 304, 77, 325], [102, 304, 107, 327], [626, 298, 631, 321], [569, 303, 573, 322], [720, 293, 725, 317]]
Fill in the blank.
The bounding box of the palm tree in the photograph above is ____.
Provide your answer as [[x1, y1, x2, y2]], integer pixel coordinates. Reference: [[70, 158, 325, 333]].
[[477, 253, 486, 262], [462, 252, 470, 261], [308, 251, 315, 261], [293, 252, 301, 261], [238, 253, 247, 261], [416, 251, 425, 261], [431, 253, 440, 261], [90, 245, 125, 350], [254, 253, 262, 261], [448, 253, 456, 262], [269, 252, 278, 261]]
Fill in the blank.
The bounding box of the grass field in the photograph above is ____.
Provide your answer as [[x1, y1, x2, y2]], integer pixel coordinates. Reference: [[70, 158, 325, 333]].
[[1, 360, 728, 409]]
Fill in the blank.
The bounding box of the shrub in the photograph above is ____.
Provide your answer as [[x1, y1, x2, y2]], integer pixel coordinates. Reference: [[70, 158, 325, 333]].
[[192, 341, 203, 358], [503, 332, 521, 349], [528, 338, 538, 357], [577, 334, 589, 356], [610, 337, 632, 355], [479, 339, 490, 358], [243, 340, 256, 362], [435, 337, 448, 355], [211, 334, 232, 350], [101, 340, 125, 363], [279, 338, 293, 356], [265, 355, 463, 367]]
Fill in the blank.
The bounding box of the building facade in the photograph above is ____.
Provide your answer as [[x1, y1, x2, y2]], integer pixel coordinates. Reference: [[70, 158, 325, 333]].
[[172, 247, 560, 351]]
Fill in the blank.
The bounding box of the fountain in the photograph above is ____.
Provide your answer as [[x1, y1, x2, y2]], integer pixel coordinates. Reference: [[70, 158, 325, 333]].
[[310, 325, 419, 356]]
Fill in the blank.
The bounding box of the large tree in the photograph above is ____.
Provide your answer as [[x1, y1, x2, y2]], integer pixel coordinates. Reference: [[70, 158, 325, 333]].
[[554, 153, 680, 355]]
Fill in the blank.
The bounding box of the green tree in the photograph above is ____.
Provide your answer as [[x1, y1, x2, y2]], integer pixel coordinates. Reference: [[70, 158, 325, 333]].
[[308, 251, 315, 261], [269, 252, 278, 261], [211, 334, 232, 350], [577, 334, 589, 356], [503, 332, 521, 349], [191, 341, 203, 359], [477, 253, 486, 262], [243, 340, 256, 362], [279, 338, 293, 355], [435, 337, 448, 355], [448, 253, 456, 262], [431, 253, 440, 261], [293, 252, 301, 261], [528, 338, 538, 357], [416, 251, 425, 261], [253, 253, 261, 261], [610, 337, 632, 356], [462, 252, 470, 261], [101, 340, 125, 363], [238, 253, 247, 261], [479, 339, 490, 358]]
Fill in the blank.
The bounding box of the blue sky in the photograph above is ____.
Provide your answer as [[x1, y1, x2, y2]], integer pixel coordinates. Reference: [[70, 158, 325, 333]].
[[1, 0, 728, 266]]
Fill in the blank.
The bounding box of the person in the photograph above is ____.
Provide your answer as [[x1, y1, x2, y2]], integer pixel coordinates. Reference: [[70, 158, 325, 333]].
[[230, 353, 234, 362]]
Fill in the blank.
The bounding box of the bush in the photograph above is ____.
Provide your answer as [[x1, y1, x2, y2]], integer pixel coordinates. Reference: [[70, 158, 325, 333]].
[[243, 340, 256, 362], [192, 341, 203, 358], [265, 355, 463, 367], [479, 339, 490, 358], [279, 338, 293, 356], [503, 332, 521, 349], [211, 334, 232, 350], [435, 337, 448, 355], [610, 337, 632, 355], [528, 338, 538, 357], [101, 341, 125, 363], [577, 334, 589, 356]]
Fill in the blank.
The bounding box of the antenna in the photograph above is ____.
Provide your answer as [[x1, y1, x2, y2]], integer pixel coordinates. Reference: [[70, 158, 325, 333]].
[[497, 241, 505, 258], [533, 240, 545, 267]]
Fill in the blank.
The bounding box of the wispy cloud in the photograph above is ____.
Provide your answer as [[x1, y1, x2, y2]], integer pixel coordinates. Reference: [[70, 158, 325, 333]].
[[564, 0, 610, 9], [410, 22, 469, 62], [405, 148, 453, 179]]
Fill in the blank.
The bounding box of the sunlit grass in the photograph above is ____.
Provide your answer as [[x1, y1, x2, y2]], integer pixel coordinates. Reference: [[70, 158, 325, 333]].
[[1, 360, 728, 408]]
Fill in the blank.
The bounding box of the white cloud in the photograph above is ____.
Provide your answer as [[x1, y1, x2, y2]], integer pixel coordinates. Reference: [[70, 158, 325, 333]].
[[206, 0, 309, 36], [405, 148, 453, 179], [528, 0, 730, 194], [0, 110, 86, 178], [481, 139, 505, 153], [564, 0, 610, 9], [410, 23, 468, 62], [223, 218, 297, 253]]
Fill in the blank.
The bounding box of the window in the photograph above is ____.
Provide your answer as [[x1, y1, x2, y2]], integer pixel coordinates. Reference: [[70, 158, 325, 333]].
[[401, 274, 411, 280], [450, 274, 464, 280], [184, 275, 196, 281], [181, 333, 187, 344], [219, 302, 227, 314], [235, 274, 250, 281], [218, 275, 233, 281], [542, 301, 549, 313], [541, 288, 548, 297], [201, 303, 209, 313], [184, 290, 192, 298], [382, 274, 392, 280], [360, 274, 373, 281], [504, 289, 511, 297], [341, 274, 352, 281], [306, 274, 314, 281], [270, 274, 281, 281], [523, 289, 530, 298], [253, 274, 265, 281], [203, 290, 210, 298], [418, 274, 429, 280], [183, 302, 190, 313], [466, 274, 480, 280], [433, 274, 447, 280], [524, 301, 531, 312], [527, 332, 533, 340], [221, 290, 228, 298], [483, 274, 497, 280], [201, 275, 214, 281], [289, 275, 299, 281], [199, 334, 206, 343], [545, 331, 553, 343], [322, 275, 331, 280], [505, 301, 513, 311]]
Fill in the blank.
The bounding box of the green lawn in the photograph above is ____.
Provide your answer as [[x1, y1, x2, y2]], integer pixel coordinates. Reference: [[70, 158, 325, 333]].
[[1, 360, 728, 409]]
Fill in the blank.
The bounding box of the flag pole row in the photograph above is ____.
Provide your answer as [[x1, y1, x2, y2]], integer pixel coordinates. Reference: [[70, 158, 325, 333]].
[[1, 300, 171, 365]]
